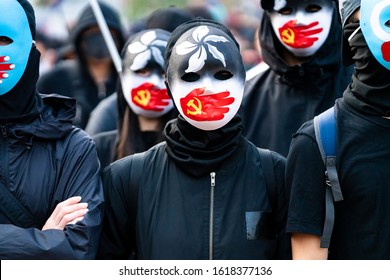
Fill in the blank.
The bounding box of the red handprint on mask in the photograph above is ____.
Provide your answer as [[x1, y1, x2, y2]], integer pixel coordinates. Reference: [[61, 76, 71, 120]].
[[131, 82, 170, 111], [0, 56, 14, 84], [180, 87, 235, 121], [278, 20, 323, 49]]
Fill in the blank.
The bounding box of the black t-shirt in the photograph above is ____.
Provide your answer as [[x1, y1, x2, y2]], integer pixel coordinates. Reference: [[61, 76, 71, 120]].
[[286, 98, 390, 259]]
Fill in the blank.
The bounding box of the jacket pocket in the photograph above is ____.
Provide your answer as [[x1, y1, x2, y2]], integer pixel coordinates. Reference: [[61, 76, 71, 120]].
[[245, 211, 276, 240]]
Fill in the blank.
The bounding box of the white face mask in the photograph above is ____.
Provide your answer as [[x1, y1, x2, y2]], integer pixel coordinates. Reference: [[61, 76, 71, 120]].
[[120, 30, 173, 118], [269, 0, 333, 57], [166, 25, 246, 131], [121, 70, 172, 118]]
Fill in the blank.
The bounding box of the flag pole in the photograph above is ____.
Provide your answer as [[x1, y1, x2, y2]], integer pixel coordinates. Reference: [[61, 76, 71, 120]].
[[89, 0, 122, 73]]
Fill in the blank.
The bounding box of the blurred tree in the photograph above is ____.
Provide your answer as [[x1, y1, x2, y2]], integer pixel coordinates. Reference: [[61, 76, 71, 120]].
[[127, 0, 186, 20]]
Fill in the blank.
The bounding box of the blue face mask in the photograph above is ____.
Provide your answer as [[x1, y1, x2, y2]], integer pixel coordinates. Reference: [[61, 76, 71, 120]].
[[0, 0, 32, 95], [361, 0, 390, 70]]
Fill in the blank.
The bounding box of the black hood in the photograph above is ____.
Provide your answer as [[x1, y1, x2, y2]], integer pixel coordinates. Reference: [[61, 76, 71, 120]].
[[70, 1, 125, 49], [17, 0, 36, 40], [259, 2, 344, 85], [6, 94, 77, 141], [64, 1, 125, 109], [70, 1, 125, 76]]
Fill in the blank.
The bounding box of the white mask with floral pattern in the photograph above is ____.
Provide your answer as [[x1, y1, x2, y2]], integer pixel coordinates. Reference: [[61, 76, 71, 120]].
[[120, 29, 173, 118], [166, 25, 246, 131]]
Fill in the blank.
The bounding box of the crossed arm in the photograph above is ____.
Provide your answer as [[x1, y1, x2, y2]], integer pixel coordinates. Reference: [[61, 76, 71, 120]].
[[42, 196, 89, 231]]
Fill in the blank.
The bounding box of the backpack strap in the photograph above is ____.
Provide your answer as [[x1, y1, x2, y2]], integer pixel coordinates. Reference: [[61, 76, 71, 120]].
[[313, 107, 344, 248], [257, 148, 276, 213], [257, 148, 279, 239], [0, 180, 37, 228], [128, 152, 145, 258]]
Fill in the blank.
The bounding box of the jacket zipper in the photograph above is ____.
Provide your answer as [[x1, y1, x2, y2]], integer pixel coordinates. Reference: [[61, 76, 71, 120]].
[[209, 172, 216, 260]]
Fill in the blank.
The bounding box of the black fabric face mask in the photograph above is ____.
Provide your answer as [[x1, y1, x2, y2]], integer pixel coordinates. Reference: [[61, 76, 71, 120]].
[[343, 21, 390, 117], [81, 32, 111, 60]]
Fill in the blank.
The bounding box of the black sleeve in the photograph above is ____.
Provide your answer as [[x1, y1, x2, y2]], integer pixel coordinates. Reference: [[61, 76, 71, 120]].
[[269, 151, 292, 259], [286, 126, 326, 236], [97, 160, 134, 259], [0, 132, 104, 260]]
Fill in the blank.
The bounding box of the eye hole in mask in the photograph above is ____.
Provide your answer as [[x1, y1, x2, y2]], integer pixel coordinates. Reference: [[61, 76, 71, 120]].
[[214, 70, 233, 80], [385, 20, 390, 28], [134, 68, 152, 77], [181, 72, 200, 82], [0, 36, 13, 46], [277, 4, 322, 15], [306, 4, 322, 13], [278, 7, 292, 15]]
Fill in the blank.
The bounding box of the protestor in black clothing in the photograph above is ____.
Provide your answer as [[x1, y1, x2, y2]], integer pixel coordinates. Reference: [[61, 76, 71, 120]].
[[98, 19, 291, 260], [85, 6, 194, 136], [93, 29, 176, 170], [0, 0, 104, 259], [286, 0, 390, 259], [37, 1, 125, 129], [241, 0, 353, 157]]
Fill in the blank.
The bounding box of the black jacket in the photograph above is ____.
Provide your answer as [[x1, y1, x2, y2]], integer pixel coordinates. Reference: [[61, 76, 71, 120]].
[[0, 94, 104, 259], [98, 115, 290, 260], [242, 3, 353, 157], [85, 93, 118, 136]]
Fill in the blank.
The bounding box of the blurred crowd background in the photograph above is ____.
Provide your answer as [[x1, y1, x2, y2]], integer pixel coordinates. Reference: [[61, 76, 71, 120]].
[[31, 0, 263, 75]]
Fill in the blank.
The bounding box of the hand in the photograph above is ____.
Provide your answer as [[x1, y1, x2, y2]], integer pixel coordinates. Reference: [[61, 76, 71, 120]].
[[132, 82, 170, 111], [42, 196, 89, 231], [180, 87, 234, 121], [279, 20, 322, 48]]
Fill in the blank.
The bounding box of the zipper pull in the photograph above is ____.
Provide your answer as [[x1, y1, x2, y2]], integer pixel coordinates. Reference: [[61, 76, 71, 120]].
[[209, 171, 216, 260], [1, 125, 7, 138], [210, 172, 216, 187]]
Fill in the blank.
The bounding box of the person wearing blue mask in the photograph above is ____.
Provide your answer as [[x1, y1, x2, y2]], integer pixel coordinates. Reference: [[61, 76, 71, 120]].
[[286, 0, 390, 259], [0, 0, 104, 259]]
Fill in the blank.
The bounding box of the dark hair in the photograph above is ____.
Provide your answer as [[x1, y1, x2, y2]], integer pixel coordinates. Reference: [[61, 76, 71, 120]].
[[115, 107, 175, 159]]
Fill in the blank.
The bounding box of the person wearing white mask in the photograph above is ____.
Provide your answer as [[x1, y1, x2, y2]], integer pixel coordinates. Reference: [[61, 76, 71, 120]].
[[241, 0, 353, 157], [287, 0, 390, 260], [92, 29, 175, 170], [97, 19, 291, 260], [269, 0, 333, 58]]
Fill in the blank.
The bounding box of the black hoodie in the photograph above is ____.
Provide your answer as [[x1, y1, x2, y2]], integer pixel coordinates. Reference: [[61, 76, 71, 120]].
[[37, 1, 125, 129], [241, 2, 353, 157]]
